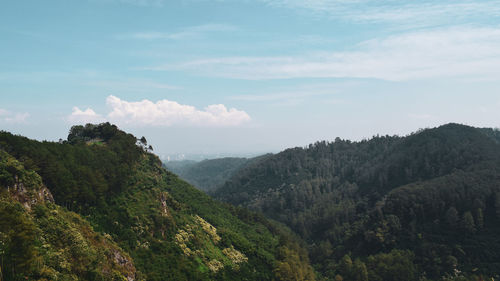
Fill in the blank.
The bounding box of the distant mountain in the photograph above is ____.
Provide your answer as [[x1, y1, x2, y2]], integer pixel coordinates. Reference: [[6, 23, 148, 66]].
[[164, 156, 269, 192], [214, 123, 500, 280], [0, 123, 314, 281]]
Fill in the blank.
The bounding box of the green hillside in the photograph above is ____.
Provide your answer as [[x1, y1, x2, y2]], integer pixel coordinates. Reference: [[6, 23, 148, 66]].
[[0, 149, 136, 280], [214, 124, 500, 280], [0, 123, 314, 281]]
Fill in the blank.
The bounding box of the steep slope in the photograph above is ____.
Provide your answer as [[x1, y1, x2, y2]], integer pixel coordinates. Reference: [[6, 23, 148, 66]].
[[214, 124, 500, 280], [164, 156, 269, 192], [0, 149, 136, 281], [0, 123, 314, 281]]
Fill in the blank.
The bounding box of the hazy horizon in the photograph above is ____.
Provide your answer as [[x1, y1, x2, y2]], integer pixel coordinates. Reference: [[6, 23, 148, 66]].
[[2, 0, 500, 157]]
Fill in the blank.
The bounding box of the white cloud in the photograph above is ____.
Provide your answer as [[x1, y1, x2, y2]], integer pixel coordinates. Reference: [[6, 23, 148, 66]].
[[67, 96, 251, 127], [106, 95, 250, 127], [262, 0, 500, 27], [6, 113, 30, 123], [68, 107, 105, 124], [0, 109, 30, 123], [149, 26, 500, 81]]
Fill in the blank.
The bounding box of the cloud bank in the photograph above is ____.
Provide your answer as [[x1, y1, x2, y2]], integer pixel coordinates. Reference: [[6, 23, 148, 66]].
[[150, 27, 500, 81], [68, 95, 250, 127], [0, 109, 30, 123], [262, 0, 500, 27]]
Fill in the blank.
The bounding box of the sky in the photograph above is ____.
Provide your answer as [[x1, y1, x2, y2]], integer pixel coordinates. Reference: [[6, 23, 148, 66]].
[[1, 0, 500, 159]]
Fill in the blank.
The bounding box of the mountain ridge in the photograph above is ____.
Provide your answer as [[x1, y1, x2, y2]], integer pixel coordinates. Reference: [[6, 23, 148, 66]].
[[0, 123, 314, 281], [213, 123, 500, 280]]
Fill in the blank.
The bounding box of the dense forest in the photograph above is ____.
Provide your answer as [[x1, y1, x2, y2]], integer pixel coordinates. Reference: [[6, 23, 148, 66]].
[[164, 156, 268, 192], [214, 124, 500, 280], [3, 122, 500, 281], [0, 123, 314, 280]]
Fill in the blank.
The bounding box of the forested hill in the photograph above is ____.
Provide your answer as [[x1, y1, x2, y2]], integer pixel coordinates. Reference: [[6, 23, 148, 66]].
[[0, 123, 314, 281], [164, 156, 269, 192], [214, 123, 500, 280]]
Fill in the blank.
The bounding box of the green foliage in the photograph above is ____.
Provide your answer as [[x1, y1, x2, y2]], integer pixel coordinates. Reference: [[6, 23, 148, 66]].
[[0, 190, 135, 280], [0, 122, 142, 210], [366, 249, 417, 281], [0, 150, 43, 190], [213, 123, 500, 280], [0, 198, 38, 280], [67, 122, 120, 144], [462, 211, 475, 233], [0, 123, 315, 280], [273, 242, 315, 281]]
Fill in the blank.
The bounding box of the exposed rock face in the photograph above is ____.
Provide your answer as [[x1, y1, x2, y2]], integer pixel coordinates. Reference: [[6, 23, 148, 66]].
[[9, 175, 54, 210], [112, 250, 136, 281], [160, 191, 170, 217]]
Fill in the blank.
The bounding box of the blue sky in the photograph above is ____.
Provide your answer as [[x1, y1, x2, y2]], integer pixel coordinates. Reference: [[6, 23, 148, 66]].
[[2, 0, 500, 159]]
